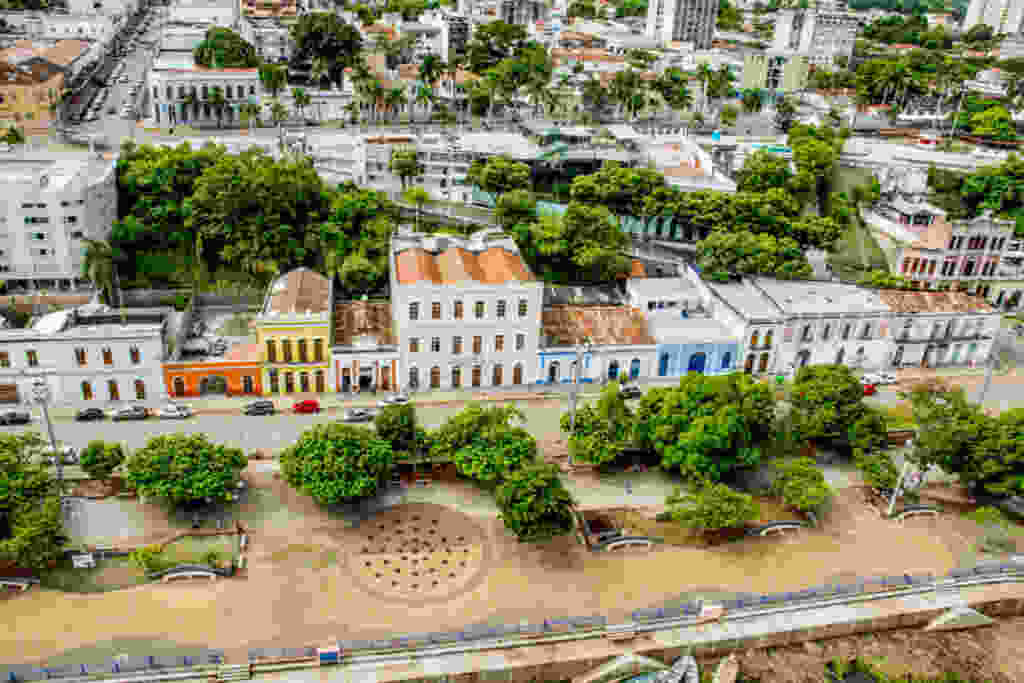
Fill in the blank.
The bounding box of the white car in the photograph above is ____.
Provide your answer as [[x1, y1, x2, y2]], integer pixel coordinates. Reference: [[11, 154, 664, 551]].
[[860, 373, 881, 385], [875, 372, 898, 385], [378, 392, 411, 407], [157, 403, 193, 419]]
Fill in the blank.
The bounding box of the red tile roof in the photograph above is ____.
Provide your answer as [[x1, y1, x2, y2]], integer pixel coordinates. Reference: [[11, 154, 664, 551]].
[[877, 290, 995, 313], [542, 305, 655, 346]]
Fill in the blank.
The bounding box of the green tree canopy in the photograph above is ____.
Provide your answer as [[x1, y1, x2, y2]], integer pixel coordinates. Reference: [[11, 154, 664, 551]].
[[526, 203, 632, 283], [122, 434, 247, 507], [634, 373, 776, 482], [430, 404, 525, 462], [290, 13, 364, 86], [193, 27, 260, 69], [790, 364, 874, 444], [495, 462, 575, 542], [280, 422, 394, 504], [495, 189, 538, 230], [467, 156, 531, 202], [570, 163, 667, 225], [770, 457, 832, 513], [453, 425, 538, 486], [79, 441, 125, 480], [389, 147, 424, 190], [667, 483, 759, 534], [464, 20, 528, 74], [374, 404, 425, 458], [696, 230, 812, 282], [560, 383, 634, 467]]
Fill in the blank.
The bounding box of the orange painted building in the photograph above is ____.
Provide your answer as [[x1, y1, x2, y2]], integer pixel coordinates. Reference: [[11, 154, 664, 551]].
[[162, 343, 263, 398]]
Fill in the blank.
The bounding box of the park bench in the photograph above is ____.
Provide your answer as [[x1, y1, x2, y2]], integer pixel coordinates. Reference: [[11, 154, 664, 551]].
[[603, 538, 653, 552], [748, 522, 806, 537], [893, 506, 940, 523], [0, 577, 38, 591], [162, 570, 218, 583]]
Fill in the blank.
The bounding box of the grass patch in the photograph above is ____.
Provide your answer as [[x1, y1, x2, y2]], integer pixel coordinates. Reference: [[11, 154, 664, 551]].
[[161, 534, 237, 567], [828, 215, 889, 282], [40, 555, 148, 593]]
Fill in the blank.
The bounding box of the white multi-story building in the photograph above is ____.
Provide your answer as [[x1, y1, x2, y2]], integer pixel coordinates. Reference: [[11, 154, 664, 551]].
[[771, 8, 859, 67], [145, 52, 264, 127], [646, 0, 720, 49], [964, 0, 1024, 34], [0, 306, 169, 406], [881, 290, 999, 370], [0, 157, 116, 290], [389, 229, 544, 392], [236, 16, 293, 63]]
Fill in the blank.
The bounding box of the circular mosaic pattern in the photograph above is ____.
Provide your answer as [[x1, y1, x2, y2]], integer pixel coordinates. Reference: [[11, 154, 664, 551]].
[[344, 503, 489, 604]]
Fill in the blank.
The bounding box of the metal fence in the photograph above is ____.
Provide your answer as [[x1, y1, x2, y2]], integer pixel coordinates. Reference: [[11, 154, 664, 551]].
[[5, 561, 1023, 682]]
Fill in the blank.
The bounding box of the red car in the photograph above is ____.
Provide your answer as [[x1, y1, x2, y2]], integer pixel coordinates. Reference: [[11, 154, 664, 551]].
[[863, 384, 877, 396], [293, 399, 321, 414]]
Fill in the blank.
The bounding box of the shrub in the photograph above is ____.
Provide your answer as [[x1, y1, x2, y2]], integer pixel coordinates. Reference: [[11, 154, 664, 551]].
[[131, 545, 166, 573], [854, 449, 900, 492], [79, 441, 126, 480], [667, 483, 759, 533], [202, 550, 223, 568], [770, 457, 832, 513]]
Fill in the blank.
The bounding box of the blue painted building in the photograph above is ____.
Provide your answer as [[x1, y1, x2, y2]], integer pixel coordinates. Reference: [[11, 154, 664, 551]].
[[647, 314, 740, 378]]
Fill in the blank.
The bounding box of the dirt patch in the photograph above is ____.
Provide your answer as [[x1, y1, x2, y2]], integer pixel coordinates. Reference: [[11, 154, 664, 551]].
[[720, 616, 1024, 683], [70, 480, 123, 499]]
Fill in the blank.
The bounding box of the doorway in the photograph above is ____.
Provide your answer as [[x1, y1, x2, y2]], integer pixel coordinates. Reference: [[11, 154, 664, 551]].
[[608, 361, 619, 380], [199, 375, 228, 395], [548, 361, 560, 383], [471, 366, 482, 387], [687, 353, 706, 374]]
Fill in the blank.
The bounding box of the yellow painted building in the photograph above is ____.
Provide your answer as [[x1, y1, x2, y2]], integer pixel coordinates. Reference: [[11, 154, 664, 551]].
[[254, 268, 333, 396]]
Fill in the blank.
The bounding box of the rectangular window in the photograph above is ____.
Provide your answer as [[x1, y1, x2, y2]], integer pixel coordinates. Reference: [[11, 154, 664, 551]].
[[473, 336, 482, 354], [516, 333, 525, 351], [496, 300, 507, 319], [431, 337, 441, 353], [102, 348, 112, 365], [518, 299, 528, 317], [266, 340, 277, 362], [130, 346, 140, 364], [453, 336, 463, 354], [269, 369, 279, 393], [409, 337, 420, 353], [841, 324, 851, 341], [454, 300, 463, 319], [432, 302, 441, 320], [0, 351, 8, 368], [474, 301, 485, 319], [495, 335, 504, 352], [74, 348, 86, 366], [282, 339, 293, 363], [298, 339, 308, 363], [409, 302, 419, 320], [313, 338, 324, 362]]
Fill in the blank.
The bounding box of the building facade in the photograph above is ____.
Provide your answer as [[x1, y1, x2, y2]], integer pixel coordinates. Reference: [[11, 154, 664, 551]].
[[0, 307, 167, 406], [390, 229, 544, 392], [162, 344, 264, 398], [146, 62, 264, 127], [0, 158, 117, 288], [255, 268, 333, 396], [964, 0, 1024, 34], [880, 290, 999, 368], [332, 300, 399, 393], [741, 52, 809, 93], [539, 305, 658, 383], [0, 57, 64, 134], [771, 9, 859, 67], [645, 0, 720, 49]]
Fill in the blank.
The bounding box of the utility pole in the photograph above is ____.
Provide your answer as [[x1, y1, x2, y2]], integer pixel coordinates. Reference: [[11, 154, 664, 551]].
[[976, 347, 998, 407]]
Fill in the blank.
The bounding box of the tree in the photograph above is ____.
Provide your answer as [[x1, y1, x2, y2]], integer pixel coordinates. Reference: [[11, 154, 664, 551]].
[[529, 203, 632, 282], [2, 126, 25, 145], [82, 238, 117, 305], [965, 23, 994, 43], [495, 189, 537, 230], [855, 449, 901, 492], [430, 404, 524, 462], [464, 20, 528, 74], [569, 163, 667, 227], [292, 87, 311, 120], [403, 186, 430, 229], [790, 365, 873, 445], [374, 404, 424, 458], [259, 63, 289, 99], [902, 379, 991, 481], [79, 440, 125, 480], [770, 457, 832, 513], [270, 99, 289, 127], [970, 106, 1015, 141], [962, 408, 1024, 496], [121, 434, 247, 507], [338, 251, 380, 295], [719, 104, 738, 128], [280, 422, 394, 504], [454, 425, 537, 486], [193, 27, 259, 69], [560, 383, 634, 467], [857, 270, 914, 289], [667, 483, 759, 535], [735, 149, 793, 194], [774, 95, 797, 132], [635, 373, 776, 483], [696, 230, 812, 282], [389, 147, 424, 190], [186, 150, 333, 276], [290, 13, 363, 88], [466, 156, 531, 203], [495, 462, 575, 542], [0, 433, 67, 571]]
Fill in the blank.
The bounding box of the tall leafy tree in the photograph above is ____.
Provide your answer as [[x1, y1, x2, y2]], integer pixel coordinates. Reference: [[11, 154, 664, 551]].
[[735, 149, 792, 194], [430, 404, 525, 462], [122, 434, 247, 507], [79, 441, 125, 480], [374, 404, 425, 458], [389, 147, 424, 190], [466, 156, 531, 203], [193, 27, 260, 68], [454, 425, 537, 487], [0, 433, 66, 571], [281, 422, 394, 504], [289, 13, 364, 88], [696, 230, 812, 282], [464, 20, 528, 74], [495, 462, 575, 542], [530, 203, 631, 282], [259, 63, 289, 99], [82, 238, 117, 305], [667, 483, 758, 535], [560, 383, 634, 467]]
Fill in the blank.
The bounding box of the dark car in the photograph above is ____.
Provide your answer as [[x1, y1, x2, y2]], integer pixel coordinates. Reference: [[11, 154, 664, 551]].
[[619, 384, 642, 400], [0, 411, 30, 425], [244, 400, 275, 416], [75, 407, 106, 421], [112, 405, 149, 421]]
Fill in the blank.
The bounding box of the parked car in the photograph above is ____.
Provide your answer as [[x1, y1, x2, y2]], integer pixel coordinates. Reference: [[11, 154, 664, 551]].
[[860, 373, 881, 385], [875, 372, 898, 385], [342, 407, 374, 422], [75, 407, 106, 421], [0, 411, 30, 425], [44, 446, 77, 466], [862, 384, 877, 396], [244, 400, 275, 416], [112, 405, 149, 421], [378, 392, 410, 407], [293, 399, 321, 414], [157, 403, 193, 419], [618, 384, 642, 399]]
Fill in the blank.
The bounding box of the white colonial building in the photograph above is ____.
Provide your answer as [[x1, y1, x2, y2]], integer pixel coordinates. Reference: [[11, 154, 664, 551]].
[[0, 306, 169, 406], [390, 229, 544, 391], [0, 157, 117, 290]]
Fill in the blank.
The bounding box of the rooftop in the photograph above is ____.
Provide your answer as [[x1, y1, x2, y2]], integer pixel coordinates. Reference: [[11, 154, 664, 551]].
[[544, 284, 624, 306], [333, 301, 396, 347], [262, 268, 331, 317], [751, 278, 892, 316], [223, 342, 263, 362], [877, 290, 995, 314], [0, 158, 116, 191], [542, 305, 656, 347], [393, 230, 535, 286], [647, 313, 737, 345], [707, 280, 783, 321]]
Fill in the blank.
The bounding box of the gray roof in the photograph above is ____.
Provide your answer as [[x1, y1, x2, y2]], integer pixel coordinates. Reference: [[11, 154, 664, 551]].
[[647, 314, 737, 345], [750, 278, 893, 316], [707, 280, 782, 321]]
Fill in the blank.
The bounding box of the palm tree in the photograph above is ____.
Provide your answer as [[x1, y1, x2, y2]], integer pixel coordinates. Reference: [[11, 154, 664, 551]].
[[208, 86, 227, 128], [385, 87, 406, 122], [696, 62, 713, 116], [419, 53, 444, 89], [82, 239, 116, 306], [270, 98, 288, 127], [310, 56, 331, 90]]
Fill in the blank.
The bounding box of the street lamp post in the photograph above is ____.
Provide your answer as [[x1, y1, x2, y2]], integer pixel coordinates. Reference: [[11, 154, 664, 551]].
[[22, 373, 63, 504], [566, 339, 593, 467]]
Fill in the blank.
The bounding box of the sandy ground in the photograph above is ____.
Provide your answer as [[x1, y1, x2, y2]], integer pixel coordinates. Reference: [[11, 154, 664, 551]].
[[0, 478, 977, 666]]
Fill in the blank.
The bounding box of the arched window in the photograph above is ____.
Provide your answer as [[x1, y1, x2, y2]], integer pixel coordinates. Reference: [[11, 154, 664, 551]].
[[659, 352, 670, 376], [430, 366, 441, 388], [300, 372, 310, 393], [513, 363, 523, 385], [764, 330, 773, 347], [173, 377, 185, 396], [282, 339, 293, 362], [471, 366, 482, 387], [451, 366, 461, 388], [284, 372, 295, 393], [493, 364, 503, 386], [608, 360, 619, 379], [107, 379, 119, 401], [266, 339, 277, 362], [548, 361, 560, 383], [298, 339, 308, 363], [134, 380, 146, 400], [687, 352, 706, 373], [750, 331, 759, 348], [269, 370, 280, 393], [81, 381, 93, 400], [409, 367, 420, 388], [243, 375, 254, 393], [721, 352, 731, 370], [836, 347, 845, 365], [758, 353, 770, 373], [744, 354, 755, 373], [315, 370, 325, 393], [630, 358, 641, 379]]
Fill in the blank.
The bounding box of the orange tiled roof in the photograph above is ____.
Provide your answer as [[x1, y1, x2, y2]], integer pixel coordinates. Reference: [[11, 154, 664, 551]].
[[40, 40, 89, 67], [542, 305, 656, 346], [630, 260, 646, 278], [877, 290, 995, 314], [395, 247, 534, 285]]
